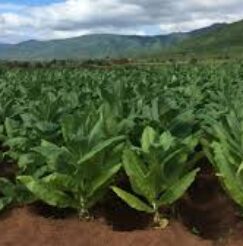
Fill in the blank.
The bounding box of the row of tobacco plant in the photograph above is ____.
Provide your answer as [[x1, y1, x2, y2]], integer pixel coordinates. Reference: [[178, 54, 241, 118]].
[[0, 63, 243, 227]]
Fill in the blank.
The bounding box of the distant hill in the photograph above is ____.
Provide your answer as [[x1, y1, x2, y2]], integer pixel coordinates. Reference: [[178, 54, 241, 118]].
[[0, 34, 187, 61], [0, 20, 243, 61], [178, 20, 243, 55]]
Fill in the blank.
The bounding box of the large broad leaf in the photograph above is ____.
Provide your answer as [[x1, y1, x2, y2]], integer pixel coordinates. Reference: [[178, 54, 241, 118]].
[[88, 116, 104, 146], [5, 137, 29, 150], [18, 176, 77, 208], [160, 147, 185, 183], [158, 168, 199, 206], [212, 142, 243, 206], [212, 123, 241, 158], [87, 163, 121, 198], [122, 149, 153, 201], [18, 153, 45, 171], [33, 140, 63, 158], [78, 136, 125, 165], [61, 115, 81, 143], [33, 140, 73, 170], [141, 126, 156, 153], [111, 186, 154, 213], [35, 122, 58, 134], [42, 173, 77, 192], [85, 164, 122, 209], [144, 161, 164, 202]]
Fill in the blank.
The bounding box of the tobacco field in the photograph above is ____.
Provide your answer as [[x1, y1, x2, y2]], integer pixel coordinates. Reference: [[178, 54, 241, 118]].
[[1, 63, 243, 245]]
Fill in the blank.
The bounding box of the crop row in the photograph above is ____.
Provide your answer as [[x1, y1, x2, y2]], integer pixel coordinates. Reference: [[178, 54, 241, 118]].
[[0, 64, 243, 227]]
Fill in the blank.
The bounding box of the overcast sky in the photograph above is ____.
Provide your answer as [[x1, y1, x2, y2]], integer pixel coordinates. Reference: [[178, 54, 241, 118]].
[[1, 0, 243, 43]]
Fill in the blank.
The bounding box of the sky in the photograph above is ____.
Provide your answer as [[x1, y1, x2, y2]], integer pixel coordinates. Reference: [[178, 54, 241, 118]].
[[1, 0, 243, 43]]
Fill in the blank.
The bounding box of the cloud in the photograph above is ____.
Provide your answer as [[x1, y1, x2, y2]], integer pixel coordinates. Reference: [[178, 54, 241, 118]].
[[1, 0, 243, 43]]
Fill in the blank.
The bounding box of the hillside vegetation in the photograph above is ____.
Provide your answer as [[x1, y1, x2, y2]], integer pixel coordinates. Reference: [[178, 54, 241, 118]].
[[0, 20, 243, 60]]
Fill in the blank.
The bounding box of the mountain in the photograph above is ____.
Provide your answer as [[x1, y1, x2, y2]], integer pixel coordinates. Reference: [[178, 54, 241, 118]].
[[0, 20, 242, 61], [0, 33, 188, 61], [178, 20, 243, 55], [0, 44, 13, 57]]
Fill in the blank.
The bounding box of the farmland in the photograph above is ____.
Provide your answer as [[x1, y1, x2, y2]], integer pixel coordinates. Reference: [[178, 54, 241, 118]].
[[1, 62, 243, 245]]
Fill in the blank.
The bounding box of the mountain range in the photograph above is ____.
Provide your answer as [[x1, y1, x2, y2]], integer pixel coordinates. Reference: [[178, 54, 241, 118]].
[[0, 20, 242, 61]]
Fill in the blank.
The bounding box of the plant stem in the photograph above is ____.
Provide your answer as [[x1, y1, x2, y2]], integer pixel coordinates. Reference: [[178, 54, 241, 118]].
[[153, 211, 161, 226], [153, 211, 169, 229]]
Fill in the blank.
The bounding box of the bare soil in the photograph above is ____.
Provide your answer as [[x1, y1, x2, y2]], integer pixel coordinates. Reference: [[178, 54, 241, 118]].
[[178, 160, 240, 239], [0, 195, 242, 246], [0, 206, 212, 246]]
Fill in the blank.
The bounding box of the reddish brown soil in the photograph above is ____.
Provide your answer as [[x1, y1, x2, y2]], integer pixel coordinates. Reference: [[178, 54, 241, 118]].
[[1, 204, 243, 246], [178, 159, 242, 245], [0, 206, 213, 246]]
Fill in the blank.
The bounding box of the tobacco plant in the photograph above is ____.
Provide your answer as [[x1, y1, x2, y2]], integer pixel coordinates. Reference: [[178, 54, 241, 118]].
[[112, 126, 199, 227], [203, 107, 243, 207], [18, 112, 125, 218]]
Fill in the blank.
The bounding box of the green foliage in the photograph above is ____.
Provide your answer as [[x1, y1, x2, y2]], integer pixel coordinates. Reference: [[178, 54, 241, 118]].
[[112, 126, 199, 224], [18, 113, 125, 218], [1, 62, 243, 224], [203, 107, 243, 207], [0, 178, 34, 211]]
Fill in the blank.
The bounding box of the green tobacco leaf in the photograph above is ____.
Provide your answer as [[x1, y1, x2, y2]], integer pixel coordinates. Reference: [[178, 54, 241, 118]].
[[35, 122, 58, 134], [151, 97, 159, 122], [88, 163, 121, 198], [18, 176, 76, 208], [33, 140, 62, 158], [0, 197, 13, 211], [33, 140, 59, 157], [182, 134, 199, 151], [18, 153, 44, 170], [159, 131, 174, 151], [160, 148, 184, 170], [78, 136, 125, 165], [33, 140, 73, 170], [111, 186, 154, 213], [212, 142, 243, 206], [4, 118, 19, 138], [122, 149, 153, 200], [5, 137, 28, 149], [61, 114, 82, 143], [43, 173, 77, 192], [158, 168, 199, 206], [0, 178, 16, 211], [88, 116, 104, 145], [123, 148, 147, 177], [237, 162, 243, 177], [141, 126, 156, 153], [0, 178, 16, 197]]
